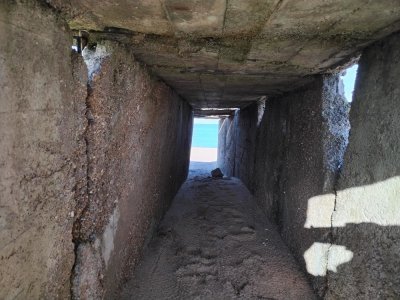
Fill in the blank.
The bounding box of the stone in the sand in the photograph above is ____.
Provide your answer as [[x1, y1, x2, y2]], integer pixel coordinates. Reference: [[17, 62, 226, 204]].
[[211, 168, 224, 178]]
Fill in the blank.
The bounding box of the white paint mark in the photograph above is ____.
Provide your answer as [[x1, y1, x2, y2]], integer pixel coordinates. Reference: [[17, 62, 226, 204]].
[[101, 206, 120, 268]]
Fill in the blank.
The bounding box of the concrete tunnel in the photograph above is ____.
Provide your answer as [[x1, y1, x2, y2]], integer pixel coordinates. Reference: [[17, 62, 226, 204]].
[[1, 0, 400, 299]]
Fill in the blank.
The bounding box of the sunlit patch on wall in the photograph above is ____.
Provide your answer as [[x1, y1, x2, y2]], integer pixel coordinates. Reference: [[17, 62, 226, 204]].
[[304, 193, 335, 229], [333, 176, 400, 227], [304, 243, 353, 276], [304, 176, 400, 228]]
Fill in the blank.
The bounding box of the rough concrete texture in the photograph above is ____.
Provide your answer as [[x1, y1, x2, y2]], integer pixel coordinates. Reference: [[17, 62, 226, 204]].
[[217, 116, 235, 175], [71, 41, 193, 299], [218, 75, 350, 296], [0, 1, 88, 298], [46, 0, 400, 109], [120, 168, 316, 299], [275, 76, 350, 296], [218, 103, 259, 189], [324, 33, 400, 299], [251, 97, 291, 226], [0, 3, 193, 298]]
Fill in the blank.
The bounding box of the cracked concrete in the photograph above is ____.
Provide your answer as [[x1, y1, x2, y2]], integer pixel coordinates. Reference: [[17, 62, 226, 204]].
[[70, 41, 193, 299], [326, 33, 400, 299], [47, 0, 400, 110], [218, 74, 351, 296], [1, 1, 400, 299], [0, 2, 193, 298], [0, 2, 88, 298]]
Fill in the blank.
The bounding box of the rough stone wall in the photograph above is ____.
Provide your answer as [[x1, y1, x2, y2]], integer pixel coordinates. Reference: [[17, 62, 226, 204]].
[[325, 33, 400, 299], [71, 42, 193, 299], [0, 1, 87, 298]]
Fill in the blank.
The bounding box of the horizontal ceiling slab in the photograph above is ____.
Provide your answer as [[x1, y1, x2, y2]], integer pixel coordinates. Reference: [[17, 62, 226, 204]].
[[50, 0, 400, 108]]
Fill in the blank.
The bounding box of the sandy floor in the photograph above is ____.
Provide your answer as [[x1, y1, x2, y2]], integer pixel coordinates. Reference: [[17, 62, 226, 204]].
[[190, 147, 217, 162], [120, 169, 316, 299]]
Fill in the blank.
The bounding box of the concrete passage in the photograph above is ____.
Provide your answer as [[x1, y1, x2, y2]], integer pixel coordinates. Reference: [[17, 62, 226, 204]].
[[2, 1, 400, 298], [120, 168, 316, 299]]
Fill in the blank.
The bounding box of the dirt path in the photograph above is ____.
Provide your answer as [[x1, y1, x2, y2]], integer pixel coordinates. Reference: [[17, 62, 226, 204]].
[[120, 168, 316, 299]]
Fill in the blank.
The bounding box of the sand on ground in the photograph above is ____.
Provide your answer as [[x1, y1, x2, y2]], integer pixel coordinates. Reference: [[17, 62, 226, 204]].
[[190, 147, 217, 162], [120, 167, 316, 299]]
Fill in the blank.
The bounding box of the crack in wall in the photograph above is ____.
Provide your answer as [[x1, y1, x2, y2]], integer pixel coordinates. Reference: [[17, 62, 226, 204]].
[[70, 79, 92, 300], [323, 176, 339, 298], [321, 74, 350, 297], [69, 45, 111, 298]]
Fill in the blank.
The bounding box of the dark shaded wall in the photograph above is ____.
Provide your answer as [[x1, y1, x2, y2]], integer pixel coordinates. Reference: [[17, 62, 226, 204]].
[[218, 103, 259, 189], [218, 76, 350, 296], [274, 76, 350, 296], [325, 33, 400, 299], [0, 2, 193, 299]]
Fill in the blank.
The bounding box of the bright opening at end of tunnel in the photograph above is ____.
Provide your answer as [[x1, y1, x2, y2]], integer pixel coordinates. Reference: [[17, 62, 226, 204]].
[[341, 64, 358, 102], [190, 118, 219, 170]]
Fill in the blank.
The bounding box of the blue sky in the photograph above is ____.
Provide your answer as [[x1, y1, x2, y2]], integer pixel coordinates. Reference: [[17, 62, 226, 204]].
[[341, 64, 358, 102]]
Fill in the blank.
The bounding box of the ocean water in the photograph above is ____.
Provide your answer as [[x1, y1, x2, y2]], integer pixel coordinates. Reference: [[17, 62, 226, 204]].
[[192, 124, 218, 148]]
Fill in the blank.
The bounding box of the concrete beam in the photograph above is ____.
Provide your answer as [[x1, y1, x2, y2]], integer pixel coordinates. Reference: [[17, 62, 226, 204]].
[[46, 0, 400, 108]]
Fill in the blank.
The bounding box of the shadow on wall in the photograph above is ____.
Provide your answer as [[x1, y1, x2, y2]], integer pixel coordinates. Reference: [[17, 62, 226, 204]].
[[210, 30, 400, 298], [219, 103, 400, 297], [293, 34, 400, 298], [217, 33, 400, 297]]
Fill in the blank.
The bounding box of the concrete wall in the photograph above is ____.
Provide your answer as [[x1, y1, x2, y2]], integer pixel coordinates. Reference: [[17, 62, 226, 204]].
[[218, 32, 400, 299], [0, 2, 193, 299], [218, 103, 259, 188], [218, 76, 350, 296], [325, 33, 400, 299], [276, 77, 350, 296], [252, 97, 288, 224], [218, 116, 235, 176], [0, 1, 87, 298], [73, 41, 193, 299]]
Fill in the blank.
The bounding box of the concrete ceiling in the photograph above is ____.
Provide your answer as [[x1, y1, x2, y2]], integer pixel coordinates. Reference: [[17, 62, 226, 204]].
[[51, 0, 400, 109]]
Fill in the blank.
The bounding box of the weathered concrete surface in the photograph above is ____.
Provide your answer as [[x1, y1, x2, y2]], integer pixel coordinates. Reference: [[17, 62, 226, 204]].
[[324, 33, 400, 299], [218, 76, 350, 296], [120, 169, 316, 299], [218, 103, 259, 189], [47, 0, 400, 109], [71, 41, 193, 299], [0, 3, 193, 298], [275, 76, 350, 296], [217, 116, 235, 175], [252, 97, 287, 225], [0, 1, 87, 298]]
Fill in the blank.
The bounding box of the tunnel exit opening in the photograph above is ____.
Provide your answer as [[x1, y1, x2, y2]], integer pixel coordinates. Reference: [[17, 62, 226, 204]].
[[189, 117, 219, 172], [340, 63, 358, 103]]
